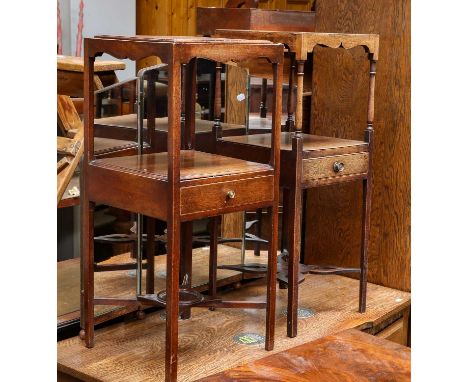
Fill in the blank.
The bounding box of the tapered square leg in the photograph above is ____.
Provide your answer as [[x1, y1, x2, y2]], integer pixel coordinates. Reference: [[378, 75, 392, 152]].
[[287, 185, 302, 338], [81, 199, 95, 348], [165, 219, 180, 382], [208, 217, 219, 310], [359, 178, 371, 313], [265, 205, 278, 351]]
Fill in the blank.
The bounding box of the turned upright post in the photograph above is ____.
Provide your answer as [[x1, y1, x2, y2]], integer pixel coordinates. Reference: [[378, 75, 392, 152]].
[[294, 60, 305, 134], [359, 55, 377, 313]]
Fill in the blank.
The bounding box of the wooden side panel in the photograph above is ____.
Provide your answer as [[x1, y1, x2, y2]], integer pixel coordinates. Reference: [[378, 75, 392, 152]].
[[304, 0, 411, 291], [221, 64, 249, 245], [225, 65, 248, 125]]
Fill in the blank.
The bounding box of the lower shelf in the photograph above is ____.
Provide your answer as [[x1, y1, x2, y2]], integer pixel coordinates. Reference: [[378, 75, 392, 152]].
[[57, 245, 267, 328], [138, 289, 205, 307]]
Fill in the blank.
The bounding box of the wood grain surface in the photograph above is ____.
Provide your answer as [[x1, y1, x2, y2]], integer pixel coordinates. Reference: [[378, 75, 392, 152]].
[[57, 55, 125, 72], [214, 30, 379, 61], [136, 0, 314, 69], [222, 132, 367, 152], [304, 0, 411, 292], [222, 64, 250, 247], [91, 150, 271, 181], [58, 272, 410, 381], [200, 328, 410, 381]]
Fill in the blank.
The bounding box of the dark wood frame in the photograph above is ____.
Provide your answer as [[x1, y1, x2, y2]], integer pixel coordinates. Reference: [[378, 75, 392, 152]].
[[81, 35, 283, 382], [213, 31, 379, 338]]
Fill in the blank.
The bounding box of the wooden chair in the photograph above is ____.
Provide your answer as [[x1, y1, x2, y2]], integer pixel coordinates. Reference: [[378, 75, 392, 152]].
[[213, 31, 379, 338], [81, 35, 283, 381]]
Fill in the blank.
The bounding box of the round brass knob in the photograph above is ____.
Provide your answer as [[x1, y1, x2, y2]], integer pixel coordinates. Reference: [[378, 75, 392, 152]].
[[333, 162, 345, 173], [226, 190, 236, 199]]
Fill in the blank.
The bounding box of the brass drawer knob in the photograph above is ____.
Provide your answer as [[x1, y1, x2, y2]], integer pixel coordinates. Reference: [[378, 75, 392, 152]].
[[333, 162, 345, 173], [226, 190, 236, 199]]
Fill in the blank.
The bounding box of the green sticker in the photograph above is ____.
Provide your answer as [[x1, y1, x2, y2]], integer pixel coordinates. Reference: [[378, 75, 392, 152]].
[[233, 333, 265, 345]]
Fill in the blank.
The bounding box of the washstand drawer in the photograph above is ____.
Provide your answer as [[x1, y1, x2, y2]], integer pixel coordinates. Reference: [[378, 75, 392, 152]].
[[302, 152, 369, 182], [180, 175, 274, 217]]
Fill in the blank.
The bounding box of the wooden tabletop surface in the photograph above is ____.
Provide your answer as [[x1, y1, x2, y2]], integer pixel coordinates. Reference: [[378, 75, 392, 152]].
[[221, 132, 368, 152], [214, 30, 379, 60], [91, 150, 272, 181], [199, 328, 411, 381], [58, 274, 410, 382], [57, 55, 126, 72], [95, 35, 275, 46]]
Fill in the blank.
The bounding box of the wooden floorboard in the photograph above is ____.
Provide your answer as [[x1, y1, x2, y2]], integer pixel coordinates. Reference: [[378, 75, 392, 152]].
[[58, 245, 260, 325], [58, 272, 410, 382]]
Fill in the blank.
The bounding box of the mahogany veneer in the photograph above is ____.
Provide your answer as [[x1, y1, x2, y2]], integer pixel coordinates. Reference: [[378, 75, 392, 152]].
[[88, 150, 274, 221], [197, 8, 316, 36], [200, 328, 410, 382], [213, 32, 379, 340], [81, 35, 284, 382]]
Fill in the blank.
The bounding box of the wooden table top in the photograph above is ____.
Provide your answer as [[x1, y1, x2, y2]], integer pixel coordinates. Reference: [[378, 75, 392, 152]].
[[95, 114, 245, 132], [215, 30, 380, 60], [95, 35, 275, 46], [57, 55, 126, 73], [91, 150, 272, 181], [199, 328, 410, 382], [221, 132, 368, 154]]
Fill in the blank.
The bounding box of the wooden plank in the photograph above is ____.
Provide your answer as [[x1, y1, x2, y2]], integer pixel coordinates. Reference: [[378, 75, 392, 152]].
[[57, 127, 83, 205], [57, 95, 83, 135], [58, 175, 80, 209], [304, 0, 411, 292], [57, 136, 80, 156], [200, 328, 410, 381], [58, 272, 410, 381], [57, 55, 125, 73]]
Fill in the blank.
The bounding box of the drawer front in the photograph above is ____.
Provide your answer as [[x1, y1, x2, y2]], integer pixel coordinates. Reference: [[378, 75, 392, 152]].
[[180, 175, 274, 217], [302, 152, 369, 182]]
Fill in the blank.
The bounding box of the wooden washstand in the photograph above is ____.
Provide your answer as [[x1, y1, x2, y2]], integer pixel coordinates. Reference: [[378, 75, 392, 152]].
[[81, 35, 284, 381], [213, 30, 379, 338]]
